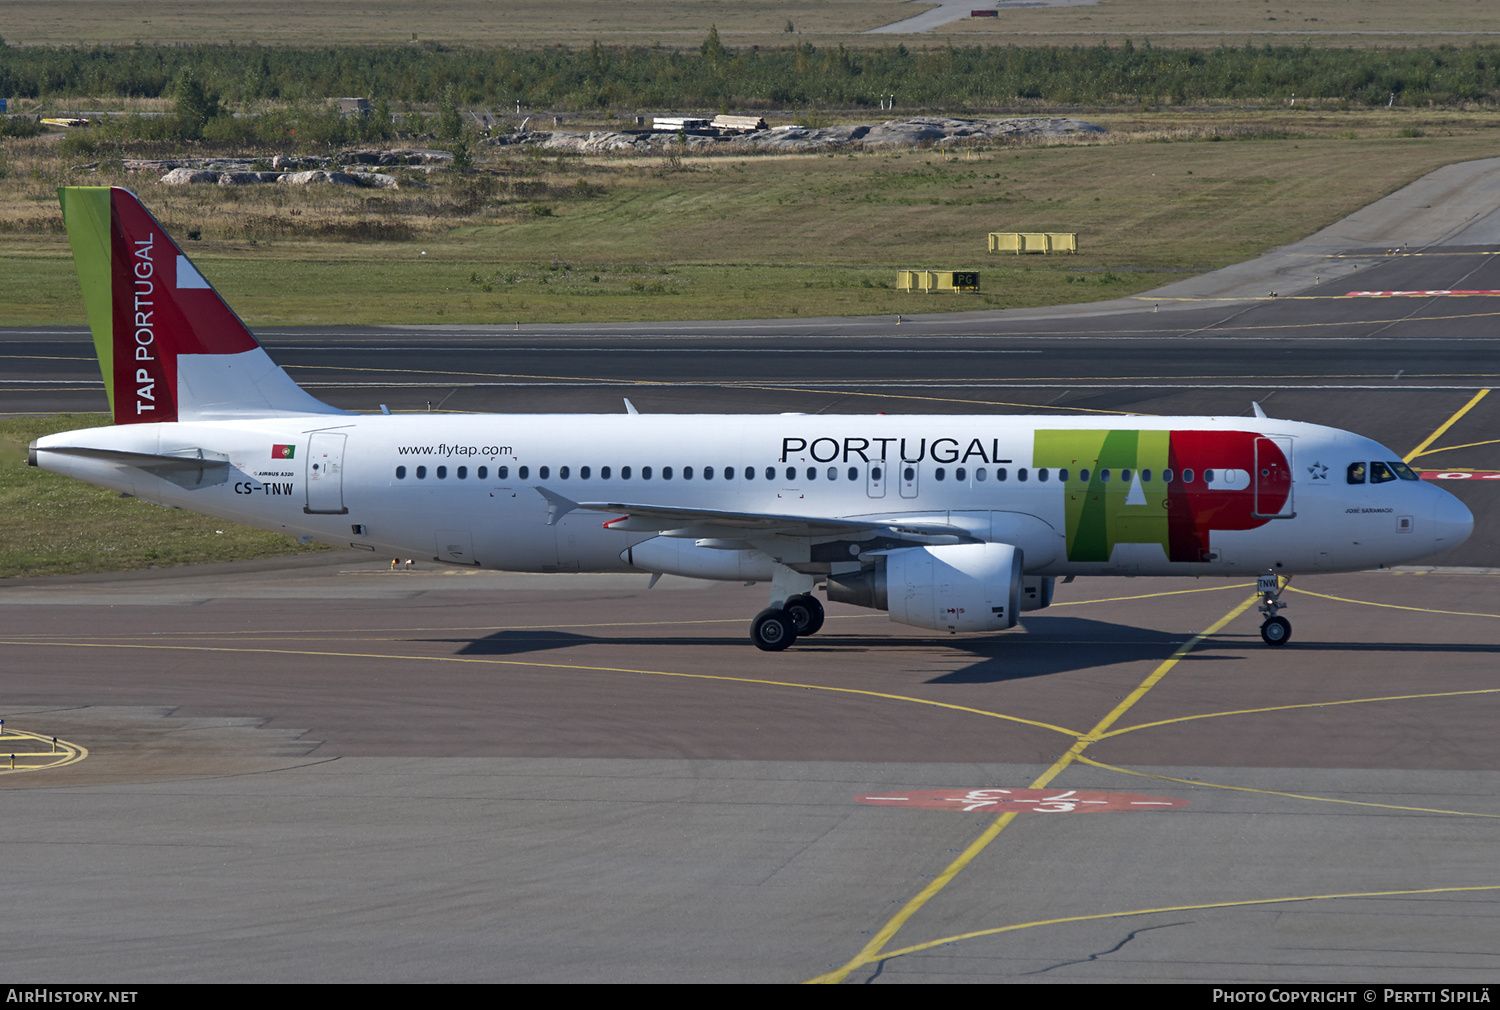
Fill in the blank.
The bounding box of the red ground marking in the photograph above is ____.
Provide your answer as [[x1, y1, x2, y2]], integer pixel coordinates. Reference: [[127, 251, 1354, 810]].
[[1344, 290, 1500, 297], [1421, 471, 1500, 480], [855, 788, 1189, 813]]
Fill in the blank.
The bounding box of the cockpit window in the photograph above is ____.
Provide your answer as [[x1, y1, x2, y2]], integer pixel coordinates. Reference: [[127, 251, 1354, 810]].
[[1347, 462, 1366, 484], [1369, 461, 1398, 484], [1389, 461, 1421, 481]]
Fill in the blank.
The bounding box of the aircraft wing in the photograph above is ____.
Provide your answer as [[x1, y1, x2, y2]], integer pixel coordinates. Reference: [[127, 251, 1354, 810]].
[[533, 486, 974, 539]]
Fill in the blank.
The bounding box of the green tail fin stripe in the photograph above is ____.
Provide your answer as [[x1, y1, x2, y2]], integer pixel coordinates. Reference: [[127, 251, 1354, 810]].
[[58, 187, 116, 416]]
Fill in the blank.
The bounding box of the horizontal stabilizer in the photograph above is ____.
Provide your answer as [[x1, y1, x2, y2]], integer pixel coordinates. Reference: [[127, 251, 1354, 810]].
[[31, 444, 230, 489]]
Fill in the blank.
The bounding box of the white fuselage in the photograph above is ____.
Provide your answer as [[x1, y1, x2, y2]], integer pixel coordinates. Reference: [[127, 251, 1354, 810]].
[[34, 412, 1474, 581]]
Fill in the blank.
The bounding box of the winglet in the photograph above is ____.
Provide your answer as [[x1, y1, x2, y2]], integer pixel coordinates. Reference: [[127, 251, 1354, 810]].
[[623, 398, 639, 415], [1252, 401, 1269, 418], [534, 486, 580, 525]]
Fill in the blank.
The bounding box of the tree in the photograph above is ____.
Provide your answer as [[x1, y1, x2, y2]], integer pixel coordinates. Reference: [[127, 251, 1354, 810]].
[[172, 67, 218, 140], [701, 25, 725, 61], [436, 83, 463, 140]]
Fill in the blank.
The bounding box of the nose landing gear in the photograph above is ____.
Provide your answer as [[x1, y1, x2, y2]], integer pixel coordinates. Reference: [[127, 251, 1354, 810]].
[[1257, 572, 1292, 646]]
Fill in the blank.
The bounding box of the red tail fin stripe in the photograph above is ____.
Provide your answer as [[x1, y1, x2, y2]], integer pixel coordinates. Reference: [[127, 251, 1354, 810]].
[[107, 190, 259, 423]]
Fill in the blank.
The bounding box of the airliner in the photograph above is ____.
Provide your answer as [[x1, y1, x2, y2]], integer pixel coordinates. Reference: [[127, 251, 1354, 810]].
[[29, 187, 1474, 650]]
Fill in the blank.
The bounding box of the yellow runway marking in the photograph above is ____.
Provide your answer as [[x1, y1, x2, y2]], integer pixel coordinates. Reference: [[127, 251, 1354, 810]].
[[0, 730, 88, 776], [736, 384, 1145, 415], [1405, 389, 1491, 462], [1, 585, 1249, 643], [1410, 437, 1500, 457], [1286, 586, 1500, 620], [1051, 582, 1252, 606], [0, 639, 1083, 739], [1102, 687, 1500, 741], [1129, 306, 1500, 329], [853, 885, 1500, 965], [806, 592, 1259, 984], [1295, 251, 1500, 258], [284, 361, 667, 387], [1074, 756, 1500, 819]]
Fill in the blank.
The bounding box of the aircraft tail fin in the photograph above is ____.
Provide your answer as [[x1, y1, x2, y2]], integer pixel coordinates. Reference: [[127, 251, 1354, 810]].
[[58, 186, 350, 425]]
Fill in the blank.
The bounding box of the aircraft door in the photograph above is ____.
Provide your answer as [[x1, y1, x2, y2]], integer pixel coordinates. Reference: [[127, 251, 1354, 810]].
[[305, 431, 349, 515], [898, 462, 920, 499], [866, 460, 887, 498], [1253, 436, 1295, 518]]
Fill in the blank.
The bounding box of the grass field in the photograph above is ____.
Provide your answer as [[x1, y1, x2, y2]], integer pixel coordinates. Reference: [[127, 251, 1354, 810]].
[[6, 104, 1500, 577], [4, 0, 1498, 48], [4, 108, 1499, 326]]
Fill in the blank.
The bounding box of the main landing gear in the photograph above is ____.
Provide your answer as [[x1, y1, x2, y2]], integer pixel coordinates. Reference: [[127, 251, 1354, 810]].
[[750, 593, 824, 652], [1257, 572, 1292, 647]]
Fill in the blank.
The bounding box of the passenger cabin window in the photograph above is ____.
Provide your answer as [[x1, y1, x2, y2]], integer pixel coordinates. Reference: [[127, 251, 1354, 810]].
[[478, 466, 488, 479], [497, 466, 508, 479]]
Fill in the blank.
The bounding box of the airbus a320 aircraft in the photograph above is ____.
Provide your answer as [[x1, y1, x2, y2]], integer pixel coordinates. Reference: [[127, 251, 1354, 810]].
[[30, 188, 1474, 650]]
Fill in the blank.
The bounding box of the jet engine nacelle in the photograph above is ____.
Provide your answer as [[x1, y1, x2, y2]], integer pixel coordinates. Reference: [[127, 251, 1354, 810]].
[[829, 543, 1023, 633]]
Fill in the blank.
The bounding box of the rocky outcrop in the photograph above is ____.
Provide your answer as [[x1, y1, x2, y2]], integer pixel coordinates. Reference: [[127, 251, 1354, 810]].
[[491, 116, 1106, 155], [159, 168, 220, 185]]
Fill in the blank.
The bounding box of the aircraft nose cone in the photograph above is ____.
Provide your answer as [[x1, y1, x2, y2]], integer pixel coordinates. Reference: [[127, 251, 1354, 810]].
[[1432, 490, 1474, 552]]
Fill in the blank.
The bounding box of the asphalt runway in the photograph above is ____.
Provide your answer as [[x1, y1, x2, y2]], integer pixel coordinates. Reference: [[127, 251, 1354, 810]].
[[3, 161, 1500, 982]]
